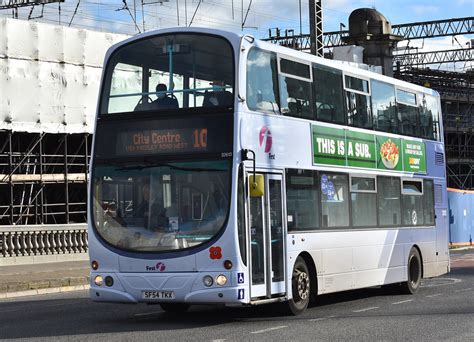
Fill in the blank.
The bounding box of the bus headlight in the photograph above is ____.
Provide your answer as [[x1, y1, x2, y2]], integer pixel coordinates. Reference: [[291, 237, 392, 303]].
[[94, 275, 103, 286], [215, 275, 227, 286], [203, 275, 214, 287]]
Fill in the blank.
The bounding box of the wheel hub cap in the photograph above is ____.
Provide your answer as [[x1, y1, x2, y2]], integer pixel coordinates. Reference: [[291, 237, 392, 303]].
[[296, 270, 309, 300]]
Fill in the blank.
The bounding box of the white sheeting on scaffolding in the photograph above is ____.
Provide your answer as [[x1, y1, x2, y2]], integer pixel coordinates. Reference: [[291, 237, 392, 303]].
[[0, 18, 129, 134]]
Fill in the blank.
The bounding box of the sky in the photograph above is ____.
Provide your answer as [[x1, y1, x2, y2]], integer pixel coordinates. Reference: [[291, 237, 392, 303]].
[[1, 0, 473, 69]]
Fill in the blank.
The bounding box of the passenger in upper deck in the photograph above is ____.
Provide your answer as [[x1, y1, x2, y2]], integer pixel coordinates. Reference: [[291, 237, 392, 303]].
[[153, 83, 179, 110], [203, 80, 233, 107]]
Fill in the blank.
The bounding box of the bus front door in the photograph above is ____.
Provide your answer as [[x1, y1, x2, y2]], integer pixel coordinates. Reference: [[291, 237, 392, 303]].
[[247, 173, 286, 300]]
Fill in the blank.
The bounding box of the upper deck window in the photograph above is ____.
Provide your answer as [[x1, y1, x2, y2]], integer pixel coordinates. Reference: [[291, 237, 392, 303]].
[[371, 80, 398, 134], [344, 75, 371, 129], [278, 57, 313, 119], [397, 89, 419, 137], [100, 33, 234, 115], [313, 64, 345, 124], [246, 48, 280, 114], [419, 93, 440, 141]]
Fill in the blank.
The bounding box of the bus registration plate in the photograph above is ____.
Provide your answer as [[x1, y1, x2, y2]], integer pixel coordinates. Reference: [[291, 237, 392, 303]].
[[142, 291, 175, 300]]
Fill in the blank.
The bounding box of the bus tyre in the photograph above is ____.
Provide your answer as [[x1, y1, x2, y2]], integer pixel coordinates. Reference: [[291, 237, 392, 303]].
[[159, 303, 190, 313], [401, 247, 422, 294], [286, 257, 310, 315]]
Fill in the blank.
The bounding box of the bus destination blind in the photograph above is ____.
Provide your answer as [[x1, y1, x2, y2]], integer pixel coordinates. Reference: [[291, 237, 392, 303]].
[[116, 128, 209, 155]]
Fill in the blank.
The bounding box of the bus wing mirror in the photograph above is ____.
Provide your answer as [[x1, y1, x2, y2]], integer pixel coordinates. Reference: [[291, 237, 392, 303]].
[[249, 175, 264, 197]]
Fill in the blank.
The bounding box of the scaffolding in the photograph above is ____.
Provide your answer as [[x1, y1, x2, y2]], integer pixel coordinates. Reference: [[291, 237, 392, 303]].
[[0, 132, 90, 225]]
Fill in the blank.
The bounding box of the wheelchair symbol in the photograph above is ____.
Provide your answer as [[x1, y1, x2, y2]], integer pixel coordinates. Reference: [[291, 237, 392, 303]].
[[237, 272, 244, 284]]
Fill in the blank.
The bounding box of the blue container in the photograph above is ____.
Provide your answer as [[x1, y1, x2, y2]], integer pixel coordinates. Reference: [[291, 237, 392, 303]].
[[448, 189, 474, 246]]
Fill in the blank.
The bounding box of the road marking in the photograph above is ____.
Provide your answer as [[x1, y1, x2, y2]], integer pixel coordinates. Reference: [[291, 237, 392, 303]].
[[353, 307, 378, 313], [455, 287, 473, 293], [251, 326, 287, 334], [426, 293, 442, 298], [309, 317, 327, 322], [211, 339, 226, 342], [392, 299, 413, 305]]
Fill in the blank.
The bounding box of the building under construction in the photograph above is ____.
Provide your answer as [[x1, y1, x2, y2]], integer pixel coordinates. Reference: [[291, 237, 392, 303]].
[[0, 18, 127, 226]]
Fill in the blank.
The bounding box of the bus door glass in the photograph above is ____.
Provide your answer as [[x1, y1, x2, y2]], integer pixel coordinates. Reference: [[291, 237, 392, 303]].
[[247, 172, 286, 299]]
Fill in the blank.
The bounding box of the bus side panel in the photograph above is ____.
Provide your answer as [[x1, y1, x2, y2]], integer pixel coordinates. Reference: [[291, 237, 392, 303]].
[[290, 228, 439, 295]]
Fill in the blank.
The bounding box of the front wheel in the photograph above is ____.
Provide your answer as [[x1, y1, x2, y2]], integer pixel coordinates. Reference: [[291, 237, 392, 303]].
[[159, 303, 190, 313], [401, 247, 422, 294], [285, 257, 311, 315]]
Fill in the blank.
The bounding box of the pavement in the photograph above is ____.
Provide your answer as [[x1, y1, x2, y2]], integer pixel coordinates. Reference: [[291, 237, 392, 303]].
[[0, 260, 90, 299], [0, 246, 473, 299]]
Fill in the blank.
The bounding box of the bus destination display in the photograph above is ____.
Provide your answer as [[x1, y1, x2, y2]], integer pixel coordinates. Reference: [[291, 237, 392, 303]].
[[117, 128, 208, 155]]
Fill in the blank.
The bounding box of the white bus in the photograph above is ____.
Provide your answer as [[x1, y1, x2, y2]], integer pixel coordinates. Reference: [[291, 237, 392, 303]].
[[89, 27, 449, 314]]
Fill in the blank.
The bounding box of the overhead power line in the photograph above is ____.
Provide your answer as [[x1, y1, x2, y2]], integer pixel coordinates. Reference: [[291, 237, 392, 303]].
[[265, 16, 474, 50]]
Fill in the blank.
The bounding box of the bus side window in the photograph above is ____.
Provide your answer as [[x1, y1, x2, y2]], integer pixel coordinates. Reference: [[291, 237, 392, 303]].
[[246, 48, 280, 114], [344, 75, 372, 130], [278, 58, 313, 119], [397, 89, 419, 137], [313, 64, 345, 125], [419, 94, 440, 141], [377, 176, 401, 226], [371, 80, 398, 134], [286, 169, 320, 231], [423, 180, 435, 225]]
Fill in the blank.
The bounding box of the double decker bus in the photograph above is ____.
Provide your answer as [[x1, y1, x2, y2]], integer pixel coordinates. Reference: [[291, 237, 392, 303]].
[[89, 27, 449, 315]]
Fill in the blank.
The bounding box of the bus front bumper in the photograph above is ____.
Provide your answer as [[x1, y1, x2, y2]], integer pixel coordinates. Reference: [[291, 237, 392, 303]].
[[90, 271, 248, 305]]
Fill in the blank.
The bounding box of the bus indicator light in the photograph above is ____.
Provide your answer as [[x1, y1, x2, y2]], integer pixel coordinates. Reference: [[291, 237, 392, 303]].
[[91, 260, 99, 270], [224, 260, 233, 269]]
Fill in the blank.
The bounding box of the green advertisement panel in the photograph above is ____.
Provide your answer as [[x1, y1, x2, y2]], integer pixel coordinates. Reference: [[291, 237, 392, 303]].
[[312, 124, 426, 173], [346, 130, 377, 169], [313, 125, 346, 166], [402, 140, 427, 173]]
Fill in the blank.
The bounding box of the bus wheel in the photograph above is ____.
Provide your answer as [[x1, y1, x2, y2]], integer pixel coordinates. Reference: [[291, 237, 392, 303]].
[[401, 247, 422, 294], [286, 256, 310, 315], [159, 303, 190, 313]]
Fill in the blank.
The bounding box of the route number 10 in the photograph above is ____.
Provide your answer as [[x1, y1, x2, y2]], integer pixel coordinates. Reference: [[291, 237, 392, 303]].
[[193, 129, 208, 148]]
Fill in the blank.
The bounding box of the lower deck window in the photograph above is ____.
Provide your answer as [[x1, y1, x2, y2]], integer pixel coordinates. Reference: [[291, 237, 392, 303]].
[[286, 169, 319, 231], [377, 177, 401, 226], [351, 177, 377, 227], [321, 173, 349, 228], [286, 169, 436, 231], [423, 180, 435, 225]]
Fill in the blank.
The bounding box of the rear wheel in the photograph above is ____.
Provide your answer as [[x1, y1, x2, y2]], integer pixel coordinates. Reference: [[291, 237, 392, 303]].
[[159, 303, 190, 313], [401, 247, 422, 294], [285, 256, 310, 315]]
